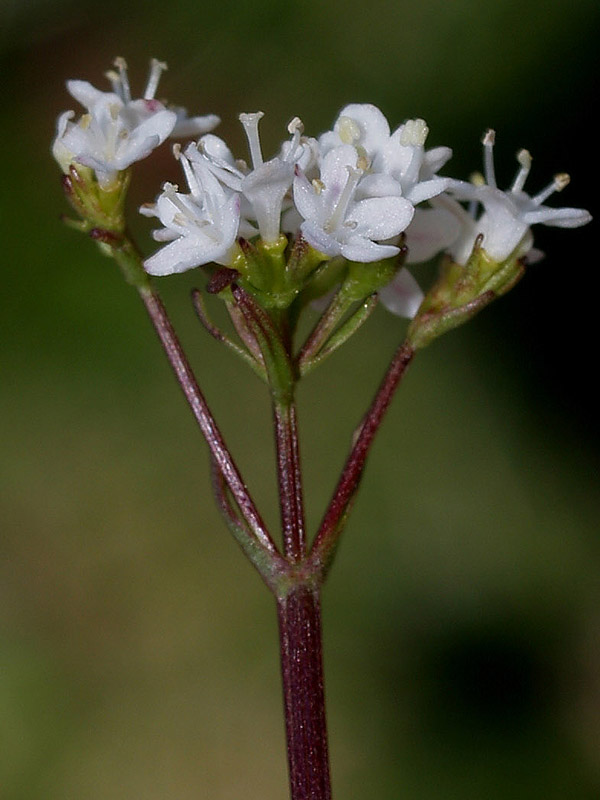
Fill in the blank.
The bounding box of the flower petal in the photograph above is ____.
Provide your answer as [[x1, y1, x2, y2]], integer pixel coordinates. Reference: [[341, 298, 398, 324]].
[[340, 236, 399, 263], [67, 80, 119, 111], [300, 219, 340, 256], [405, 208, 461, 263], [170, 111, 220, 138], [522, 206, 592, 228], [379, 267, 424, 317], [350, 196, 414, 240]]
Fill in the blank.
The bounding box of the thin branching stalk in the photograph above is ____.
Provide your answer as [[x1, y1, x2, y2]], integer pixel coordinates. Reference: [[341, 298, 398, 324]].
[[310, 339, 415, 575]]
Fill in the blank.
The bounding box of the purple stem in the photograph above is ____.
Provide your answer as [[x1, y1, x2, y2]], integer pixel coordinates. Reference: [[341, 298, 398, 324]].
[[139, 286, 278, 556], [310, 340, 415, 573], [277, 584, 332, 800], [274, 400, 306, 562]]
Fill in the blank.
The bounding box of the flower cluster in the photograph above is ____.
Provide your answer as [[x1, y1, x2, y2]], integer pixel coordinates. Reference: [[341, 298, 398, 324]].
[[53, 59, 592, 322]]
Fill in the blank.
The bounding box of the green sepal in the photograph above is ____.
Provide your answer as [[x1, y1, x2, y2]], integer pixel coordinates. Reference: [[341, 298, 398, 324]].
[[408, 237, 526, 349], [342, 254, 402, 302], [286, 235, 328, 285], [61, 164, 130, 234], [296, 256, 345, 306], [299, 294, 378, 376], [237, 235, 300, 309]]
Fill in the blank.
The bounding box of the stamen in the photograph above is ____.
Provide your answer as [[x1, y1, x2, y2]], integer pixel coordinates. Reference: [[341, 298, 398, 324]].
[[145, 58, 167, 100], [179, 151, 203, 198], [482, 129, 497, 188], [113, 57, 131, 104], [337, 116, 361, 145], [163, 181, 180, 197], [399, 120, 428, 186], [325, 166, 362, 233], [399, 119, 428, 147], [554, 172, 570, 191], [163, 183, 195, 223], [104, 69, 120, 96], [287, 116, 304, 135], [239, 112, 265, 169], [193, 140, 244, 183], [532, 172, 570, 205], [511, 148, 532, 194], [105, 105, 121, 159], [285, 116, 304, 162], [311, 178, 324, 195]]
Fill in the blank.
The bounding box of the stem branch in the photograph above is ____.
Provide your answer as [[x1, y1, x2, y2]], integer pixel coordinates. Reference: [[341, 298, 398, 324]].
[[310, 339, 415, 573], [139, 286, 278, 557]]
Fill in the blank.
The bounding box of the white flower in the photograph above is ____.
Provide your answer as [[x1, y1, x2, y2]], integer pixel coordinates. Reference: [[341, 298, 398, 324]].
[[141, 147, 240, 275], [446, 130, 592, 264], [187, 113, 316, 243], [293, 144, 414, 262], [320, 104, 452, 205], [52, 57, 219, 189]]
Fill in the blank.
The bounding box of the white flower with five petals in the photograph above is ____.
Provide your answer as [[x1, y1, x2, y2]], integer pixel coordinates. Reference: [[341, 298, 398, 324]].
[[445, 130, 592, 265], [293, 144, 415, 262], [52, 57, 219, 189], [187, 112, 316, 243], [141, 148, 240, 275], [320, 104, 452, 205]]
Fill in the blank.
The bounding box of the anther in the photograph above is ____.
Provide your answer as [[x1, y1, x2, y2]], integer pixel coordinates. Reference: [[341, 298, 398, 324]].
[[531, 172, 570, 205], [113, 57, 131, 103], [511, 149, 532, 194], [288, 116, 304, 135], [400, 119, 428, 147], [554, 173, 570, 191], [337, 116, 361, 145]]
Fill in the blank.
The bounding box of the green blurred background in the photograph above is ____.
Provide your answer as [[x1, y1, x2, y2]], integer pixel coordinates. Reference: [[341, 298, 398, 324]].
[[2, 0, 599, 797]]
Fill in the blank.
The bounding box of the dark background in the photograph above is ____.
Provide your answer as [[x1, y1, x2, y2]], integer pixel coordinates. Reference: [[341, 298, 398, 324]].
[[1, 1, 599, 797]]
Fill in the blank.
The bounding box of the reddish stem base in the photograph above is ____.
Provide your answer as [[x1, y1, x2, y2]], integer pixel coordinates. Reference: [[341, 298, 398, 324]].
[[277, 585, 332, 800]]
